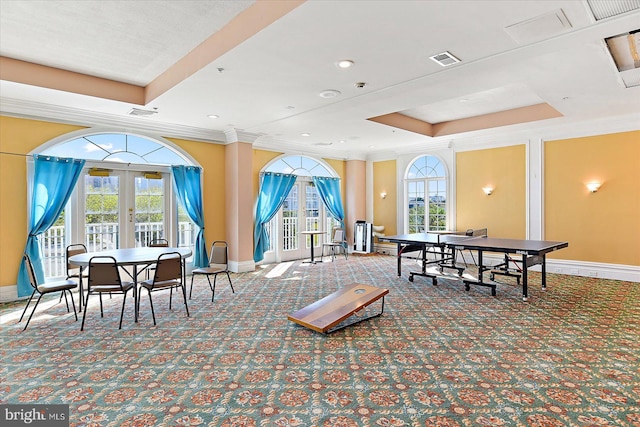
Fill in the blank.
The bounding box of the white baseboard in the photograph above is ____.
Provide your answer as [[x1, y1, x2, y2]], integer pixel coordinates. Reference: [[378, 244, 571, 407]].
[[229, 259, 255, 273], [0, 285, 19, 303]]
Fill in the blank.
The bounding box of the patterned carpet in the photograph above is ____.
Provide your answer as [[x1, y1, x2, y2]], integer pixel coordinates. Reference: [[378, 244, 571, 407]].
[[1, 254, 639, 427]]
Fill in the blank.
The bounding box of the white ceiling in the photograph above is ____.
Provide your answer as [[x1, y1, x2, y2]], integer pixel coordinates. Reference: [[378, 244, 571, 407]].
[[1, 0, 639, 160]]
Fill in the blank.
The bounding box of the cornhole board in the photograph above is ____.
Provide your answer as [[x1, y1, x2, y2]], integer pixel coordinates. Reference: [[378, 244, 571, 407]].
[[288, 283, 389, 333]]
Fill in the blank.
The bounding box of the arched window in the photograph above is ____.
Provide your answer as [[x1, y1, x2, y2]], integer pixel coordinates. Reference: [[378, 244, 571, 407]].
[[37, 132, 197, 278], [405, 155, 448, 232], [264, 155, 335, 177], [261, 155, 339, 263]]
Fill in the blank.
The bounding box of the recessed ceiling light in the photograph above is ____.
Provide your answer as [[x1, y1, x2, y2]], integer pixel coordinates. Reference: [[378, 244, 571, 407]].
[[339, 140, 345, 144], [207, 114, 219, 119], [301, 133, 311, 137], [319, 89, 342, 98], [337, 59, 354, 69]]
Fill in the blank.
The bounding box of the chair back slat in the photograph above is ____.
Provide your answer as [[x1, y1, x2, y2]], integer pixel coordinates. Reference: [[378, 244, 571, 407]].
[[153, 252, 181, 282], [66, 244, 87, 270], [22, 254, 38, 289], [88, 256, 122, 289], [210, 241, 228, 266], [149, 238, 169, 247]]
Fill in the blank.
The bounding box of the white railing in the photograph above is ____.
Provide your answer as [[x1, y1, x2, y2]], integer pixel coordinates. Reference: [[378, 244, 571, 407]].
[[40, 222, 195, 278], [283, 217, 298, 250]]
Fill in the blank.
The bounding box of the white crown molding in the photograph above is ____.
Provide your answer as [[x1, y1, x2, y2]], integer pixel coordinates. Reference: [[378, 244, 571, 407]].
[[0, 96, 228, 144]]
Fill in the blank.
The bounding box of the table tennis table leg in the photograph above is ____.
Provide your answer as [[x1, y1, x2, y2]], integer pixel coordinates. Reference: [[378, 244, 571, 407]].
[[541, 254, 547, 291], [133, 265, 139, 322], [396, 243, 402, 276], [521, 254, 528, 302]]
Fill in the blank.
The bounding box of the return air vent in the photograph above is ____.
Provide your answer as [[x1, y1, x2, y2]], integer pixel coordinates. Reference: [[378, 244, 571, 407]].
[[429, 51, 460, 67], [587, 0, 640, 20], [128, 108, 158, 117], [504, 9, 572, 45]]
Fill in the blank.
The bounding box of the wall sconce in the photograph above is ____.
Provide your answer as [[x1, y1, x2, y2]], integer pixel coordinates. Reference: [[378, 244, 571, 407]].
[[482, 186, 493, 196], [380, 192, 387, 199], [586, 182, 602, 193]]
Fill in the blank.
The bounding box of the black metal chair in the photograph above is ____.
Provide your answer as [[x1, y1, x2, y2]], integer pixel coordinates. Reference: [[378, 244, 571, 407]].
[[139, 252, 189, 325], [19, 253, 78, 330], [190, 241, 234, 302], [81, 256, 134, 331], [146, 238, 169, 279], [321, 228, 348, 261], [65, 243, 88, 304]]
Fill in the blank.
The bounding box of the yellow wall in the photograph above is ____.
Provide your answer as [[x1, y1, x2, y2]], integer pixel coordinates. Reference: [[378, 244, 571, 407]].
[[545, 131, 640, 264], [165, 137, 226, 243], [373, 160, 397, 236], [0, 116, 86, 289], [0, 116, 227, 290], [456, 145, 526, 238], [252, 149, 282, 199]]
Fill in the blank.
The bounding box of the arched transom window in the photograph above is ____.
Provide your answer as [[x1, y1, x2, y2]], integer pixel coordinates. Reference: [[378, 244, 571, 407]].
[[42, 133, 190, 165], [405, 155, 448, 232], [265, 155, 335, 177]]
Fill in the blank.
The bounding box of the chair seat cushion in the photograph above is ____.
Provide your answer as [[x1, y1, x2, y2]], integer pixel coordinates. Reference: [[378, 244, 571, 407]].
[[192, 266, 225, 274], [37, 280, 77, 293], [92, 282, 134, 293], [139, 279, 181, 290]]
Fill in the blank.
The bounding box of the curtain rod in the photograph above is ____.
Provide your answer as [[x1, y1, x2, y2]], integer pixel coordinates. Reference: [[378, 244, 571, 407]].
[[0, 151, 30, 157]]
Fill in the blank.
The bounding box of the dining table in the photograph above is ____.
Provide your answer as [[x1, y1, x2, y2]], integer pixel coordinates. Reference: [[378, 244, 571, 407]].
[[68, 246, 192, 322]]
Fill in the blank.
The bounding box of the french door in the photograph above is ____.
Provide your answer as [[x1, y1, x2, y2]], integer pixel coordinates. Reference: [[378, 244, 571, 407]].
[[71, 168, 172, 252], [263, 179, 337, 263]]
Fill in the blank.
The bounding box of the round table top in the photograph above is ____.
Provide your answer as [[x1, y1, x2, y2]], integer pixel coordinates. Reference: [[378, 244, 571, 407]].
[[68, 247, 192, 267]]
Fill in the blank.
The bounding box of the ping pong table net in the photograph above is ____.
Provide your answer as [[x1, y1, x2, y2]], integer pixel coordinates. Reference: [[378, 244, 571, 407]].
[[459, 228, 488, 265]]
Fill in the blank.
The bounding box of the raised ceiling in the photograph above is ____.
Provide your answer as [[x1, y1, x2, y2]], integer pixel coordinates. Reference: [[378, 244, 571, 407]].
[[1, 0, 639, 160]]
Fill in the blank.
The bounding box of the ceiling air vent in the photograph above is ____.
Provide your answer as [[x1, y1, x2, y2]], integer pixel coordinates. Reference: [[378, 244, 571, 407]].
[[128, 108, 158, 117], [505, 9, 572, 45], [587, 0, 640, 21], [429, 51, 460, 67]]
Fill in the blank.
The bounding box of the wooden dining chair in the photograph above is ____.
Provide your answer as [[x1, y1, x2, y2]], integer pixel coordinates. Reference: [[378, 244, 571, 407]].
[[19, 253, 78, 330], [81, 256, 134, 331], [189, 241, 234, 302], [138, 252, 189, 325]]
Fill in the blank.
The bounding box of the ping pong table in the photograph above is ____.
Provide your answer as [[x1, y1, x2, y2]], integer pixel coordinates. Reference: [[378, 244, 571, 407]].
[[380, 233, 568, 301]]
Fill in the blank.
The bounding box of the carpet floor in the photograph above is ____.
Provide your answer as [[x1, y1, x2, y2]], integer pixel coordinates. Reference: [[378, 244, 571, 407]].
[[1, 254, 638, 427]]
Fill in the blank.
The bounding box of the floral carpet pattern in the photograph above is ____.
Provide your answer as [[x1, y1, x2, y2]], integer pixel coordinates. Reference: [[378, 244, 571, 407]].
[[1, 254, 639, 427]]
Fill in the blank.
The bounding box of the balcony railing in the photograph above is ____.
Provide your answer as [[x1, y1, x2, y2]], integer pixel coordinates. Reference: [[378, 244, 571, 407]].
[[40, 222, 195, 278]]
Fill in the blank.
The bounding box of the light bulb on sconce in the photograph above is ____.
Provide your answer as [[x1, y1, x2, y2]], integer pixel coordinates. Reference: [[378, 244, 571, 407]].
[[586, 182, 602, 193], [380, 192, 387, 199], [482, 187, 493, 196]]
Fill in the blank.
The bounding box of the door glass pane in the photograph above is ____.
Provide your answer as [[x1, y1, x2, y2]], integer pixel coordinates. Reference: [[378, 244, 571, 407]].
[[135, 176, 164, 247], [177, 203, 196, 257], [407, 181, 425, 233], [305, 182, 320, 248], [283, 185, 298, 251], [85, 175, 119, 251], [41, 211, 66, 278], [428, 179, 446, 231]]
